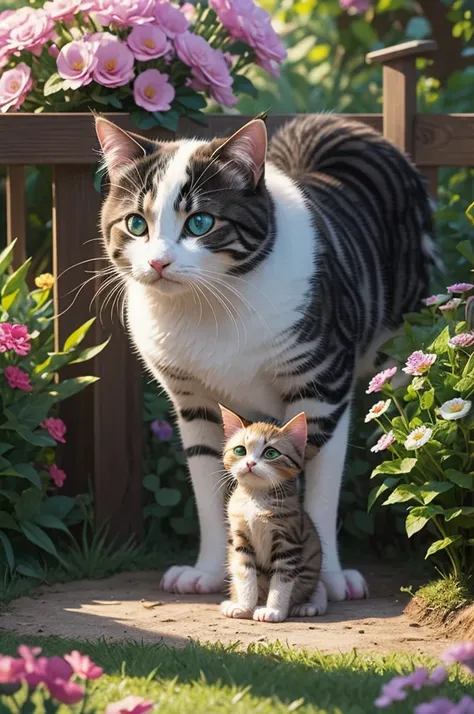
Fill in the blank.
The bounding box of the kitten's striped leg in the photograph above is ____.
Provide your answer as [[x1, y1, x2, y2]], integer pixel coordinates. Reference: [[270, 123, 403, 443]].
[[159, 384, 227, 594], [253, 546, 300, 623], [290, 581, 328, 617], [221, 530, 258, 619]]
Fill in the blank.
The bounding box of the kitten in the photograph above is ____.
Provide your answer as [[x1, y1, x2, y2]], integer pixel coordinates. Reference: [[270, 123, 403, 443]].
[[220, 406, 327, 623]]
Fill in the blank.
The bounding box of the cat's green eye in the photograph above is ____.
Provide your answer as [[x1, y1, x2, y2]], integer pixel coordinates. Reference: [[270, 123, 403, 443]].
[[233, 445, 247, 457], [126, 214, 148, 237], [185, 212, 215, 237], [263, 447, 281, 460]]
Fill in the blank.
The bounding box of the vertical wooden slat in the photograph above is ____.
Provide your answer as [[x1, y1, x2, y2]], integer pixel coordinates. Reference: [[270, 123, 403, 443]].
[[382, 58, 417, 155], [6, 165, 27, 267], [420, 166, 439, 200]]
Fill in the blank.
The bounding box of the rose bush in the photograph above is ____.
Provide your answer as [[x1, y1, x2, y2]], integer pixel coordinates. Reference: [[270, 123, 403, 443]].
[[0, 241, 107, 577]]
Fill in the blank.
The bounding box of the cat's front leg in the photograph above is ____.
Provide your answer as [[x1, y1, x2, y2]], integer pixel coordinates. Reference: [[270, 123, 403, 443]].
[[221, 530, 258, 619], [253, 569, 295, 623], [160, 384, 227, 594]]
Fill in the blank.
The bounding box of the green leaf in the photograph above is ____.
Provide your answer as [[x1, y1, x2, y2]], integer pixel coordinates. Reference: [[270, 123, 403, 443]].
[[8, 394, 54, 431], [1, 258, 31, 298], [4, 463, 41, 489], [457, 239, 474, 265], [428, 326, 451, 355], [444, 508, 463, 521], [16, 562, 44, 579], [2, 288, 20, 312], [406, 509, 430, 537], [130, 111, 159, 130], [232, 75, 259, 98], [420, 389, 435, 411], [0, 443, 13, 456], [69, 337, 110, 365], [15, 427, 56, 447], [0, 240, 16, 276], [48, 376, 99, 402], [155, 488, 181, 507], [175, 90, 207, 110], [108, 96, 123, 109], [368, 477, 400, 512], [15, 488, 42, 522], [0, 511, 18, 530], [41, 496, 75, 520], [382, 484, 420, 505], [153, 110, 180, 133], [157, 456, 176, 474], [353, 510, 374, 535], [63, 317, 96, 352], [419, 482, 454, 505], [446, 469, 474, 489], [454, 376, 474, 394], [170, 516, 197, 535], [371, 458, 417, 478], [34, 513, 70, 533], [186, 109, 208, 126], [426, 535, 461, 558], [143, 474, 160, 492], [43, 72, 65, 97], [0, 531, 14, 570], [20, 522, 59, 557], [405, 16, 431, 39]]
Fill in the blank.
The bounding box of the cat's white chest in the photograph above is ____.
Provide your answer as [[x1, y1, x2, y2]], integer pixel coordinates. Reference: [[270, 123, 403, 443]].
[[245, 501, 274, 568]]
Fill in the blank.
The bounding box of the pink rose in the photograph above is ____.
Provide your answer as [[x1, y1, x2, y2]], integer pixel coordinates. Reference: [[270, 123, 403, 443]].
[[95, 0, 155, 27], [175, 33, 235, 105], [48, 679, 85, 705], [154, 0, 188, 37], [4, 366, 33, 392], [44, 0, 82, 22], [181, 2, 196, 21], [133, 68, 175, 111], [127, 24, 170, 61], [47, 464, 67, 487], [105, 695, 154, 714], [41, 417, 67, 443], [57, 40, 97, 89], [93, 39, 134, 88], [0, 64, 33, 113], [0, 322, 31, 354], [7, 8, 54, 55], [210, 82, 237, 106], [64, 651, 103, 680], [0, 656, 25, 684]]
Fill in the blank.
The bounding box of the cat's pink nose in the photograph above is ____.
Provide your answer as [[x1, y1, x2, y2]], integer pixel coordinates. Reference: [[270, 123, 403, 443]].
[[246, 460, 256, 470], [149, 259, 172, 277]]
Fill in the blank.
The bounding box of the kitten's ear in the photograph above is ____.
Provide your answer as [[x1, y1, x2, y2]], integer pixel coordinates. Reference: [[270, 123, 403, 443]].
[[216, 118, 267, 187], [95, 116, 157, 180], [281, 412, 307, 453], [219, 405, 249, 440]]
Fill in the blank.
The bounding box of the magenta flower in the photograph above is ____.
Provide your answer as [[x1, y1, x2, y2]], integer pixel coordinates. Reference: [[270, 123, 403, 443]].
[[93, 39, 134, 88], [375, 668, 435, 708], [0, 322, 31, 355], [423, 294, 449, 306], [151, 419, 173, 440], [0, 656, 25, 684], [366, 366, 397, 394], [64, 651, 103, 680], [41, 417, 67, 444], [447, 282, 474, 294], [441, 641, 474, 672], [0, 64, 33, 114], [105, 695, 154, 714], [96, 0, 155, 27], [449, 332, 474, 348], [48, 678, 85, 705], [17, 646, 47, 688], [370, 430, 395, 453], [44, 0, 82, 22], [440, 298, 462, 312], [127, 25, 170, 61], [154, 0, 188, 37], [340, 0, 371, 12], [57, 40, 97, 90], [4, 366, 33, 392], [415, 700, 455, 714], [428, 665, 448, 686], [47, 464, 67, 488], [403, 350, 437, 376], [133, 69, 175, 111]]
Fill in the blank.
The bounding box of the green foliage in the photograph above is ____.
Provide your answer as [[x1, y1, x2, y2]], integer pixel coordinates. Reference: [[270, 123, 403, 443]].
[[0, 250, 106, 576]]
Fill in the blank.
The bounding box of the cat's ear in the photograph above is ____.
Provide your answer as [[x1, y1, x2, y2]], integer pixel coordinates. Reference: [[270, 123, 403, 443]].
[[281, 412, 307, 453], [95, 116, 157, 180], [219, 405, 249, 440], [216, 118, 267, 187]]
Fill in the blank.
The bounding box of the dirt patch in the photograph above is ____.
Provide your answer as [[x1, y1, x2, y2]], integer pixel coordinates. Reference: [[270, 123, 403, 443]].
[[0, 565, 456, 655], [405, 596, 474, 640]]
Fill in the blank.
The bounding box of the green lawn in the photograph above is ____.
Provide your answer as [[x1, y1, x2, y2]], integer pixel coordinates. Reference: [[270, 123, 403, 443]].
[[0, 632, 472, 714]]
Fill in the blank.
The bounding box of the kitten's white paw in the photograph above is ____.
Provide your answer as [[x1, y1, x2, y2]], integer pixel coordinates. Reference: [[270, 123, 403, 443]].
[[253, 607, 286, 623], [290, 603, 318, 617], [160, 565, 224, 594], [220, 600, 253, 619], [322, 569, 368, 602]]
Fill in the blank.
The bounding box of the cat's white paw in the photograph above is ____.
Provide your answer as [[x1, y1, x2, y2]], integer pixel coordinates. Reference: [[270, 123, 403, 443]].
[[160, 565, 224, 594], [220, 600, 253, 619], [253, 607, 286, 623], [322, 569, 368, 601], [290, 603, 318, 617]]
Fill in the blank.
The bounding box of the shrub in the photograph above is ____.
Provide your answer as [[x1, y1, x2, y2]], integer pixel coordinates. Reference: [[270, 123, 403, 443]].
[[0, 241, 107, 577]]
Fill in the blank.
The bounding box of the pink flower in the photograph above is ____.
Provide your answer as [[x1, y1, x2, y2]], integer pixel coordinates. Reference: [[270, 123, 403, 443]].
[[340, 0, 371, 12], [93, 39, 134, 88], [133, 69, 175, 111], [181, 2, 196, 20], [105, 695, 154, 714], [366, 366, 397, 394], [370, 430, 395, 453], [0, 656, 24, 684], [48, 679, 85, 705], [44, 0, 82, 22], [423, 294, 449, 306], [48, 44, 59, 58], [127, 25, 170, 61], [64, 651, 103, 680], [4, 366, 33, 392], [441, 641, 474, 672], [449, 332, 474, 348], [0, 322, 31, 355], [41, 417, 67, 444], [175, 33, 235, 103], [57, 40, 97, 89], [402, 350, 437, 376], [428, 665, 448, 686], [447, 282, 474, 294], [375, 668, 433, 708], [209, 82, 238, 106], [17, 646, 47, 687], [440, 298, 462, 312], [95, 0, 155, 27], [47, 464, 67, 488], [154, 1, 188, 37], [0, 64, 33, 113], [416, 698, 474, 714], [7, 8, 54, 55]]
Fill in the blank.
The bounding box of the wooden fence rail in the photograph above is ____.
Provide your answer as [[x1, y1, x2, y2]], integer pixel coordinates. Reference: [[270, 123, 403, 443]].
[[0, 39, 473, 541]]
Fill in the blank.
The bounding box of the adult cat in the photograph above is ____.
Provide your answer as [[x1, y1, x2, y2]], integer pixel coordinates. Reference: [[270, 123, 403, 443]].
[[95, 113, 434, 599]]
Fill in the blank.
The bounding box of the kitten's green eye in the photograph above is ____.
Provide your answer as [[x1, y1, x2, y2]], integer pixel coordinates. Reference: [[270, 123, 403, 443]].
[[233, 445, 247, 457], [126, 214, 148, 237], [186, 212, 215, 237], [263, 447, 281, 460]]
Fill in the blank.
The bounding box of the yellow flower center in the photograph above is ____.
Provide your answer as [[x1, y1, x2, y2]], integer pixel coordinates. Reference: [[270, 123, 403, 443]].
[[144, 39, 156, 49], [373, 404, 384, 414], [73, 60, 84, 71], [10, 80, 19, 91], [448, 403, 463, 413], [413, 431, 425, 441], [105, 59, 117, 71], [144, 85, 155, 98]]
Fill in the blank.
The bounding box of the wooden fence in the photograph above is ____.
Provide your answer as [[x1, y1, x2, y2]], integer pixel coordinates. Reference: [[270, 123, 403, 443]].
[[0, 39, 473, 541]]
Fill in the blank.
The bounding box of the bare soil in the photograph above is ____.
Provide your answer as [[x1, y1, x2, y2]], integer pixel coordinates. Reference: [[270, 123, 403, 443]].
[[406, 596, 474, 640]]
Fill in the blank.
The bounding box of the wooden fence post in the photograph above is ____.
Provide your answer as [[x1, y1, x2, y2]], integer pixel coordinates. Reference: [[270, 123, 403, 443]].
[[367, 40, 439, 197], [6, 166, 26, 268]]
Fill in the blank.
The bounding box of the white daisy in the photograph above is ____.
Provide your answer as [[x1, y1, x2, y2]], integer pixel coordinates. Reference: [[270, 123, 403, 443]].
[[365, 399, 391, 423], [405, 425, 433, 450], [439, 398, 472, 421]]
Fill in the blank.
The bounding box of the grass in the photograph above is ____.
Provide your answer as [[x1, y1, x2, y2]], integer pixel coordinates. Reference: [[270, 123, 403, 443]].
[[415, 577, 473, 611], [0, 633, 473, 713]]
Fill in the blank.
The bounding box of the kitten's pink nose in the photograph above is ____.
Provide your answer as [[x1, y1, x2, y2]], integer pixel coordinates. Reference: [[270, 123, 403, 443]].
[[246, 460, 256, 470], [149, 259, 172, 277]]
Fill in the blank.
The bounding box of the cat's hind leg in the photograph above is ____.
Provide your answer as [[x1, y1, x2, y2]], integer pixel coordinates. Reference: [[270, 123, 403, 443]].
[[290, 581, 328, 617]]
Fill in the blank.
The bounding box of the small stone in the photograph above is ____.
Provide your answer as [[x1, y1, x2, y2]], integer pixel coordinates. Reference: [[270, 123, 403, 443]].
[[358, 629, 365, 634], [343, 625, 352, 630], [409, 623, 421, 628], [37, 628, 43, 633], [309, 626, 315, 630]]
